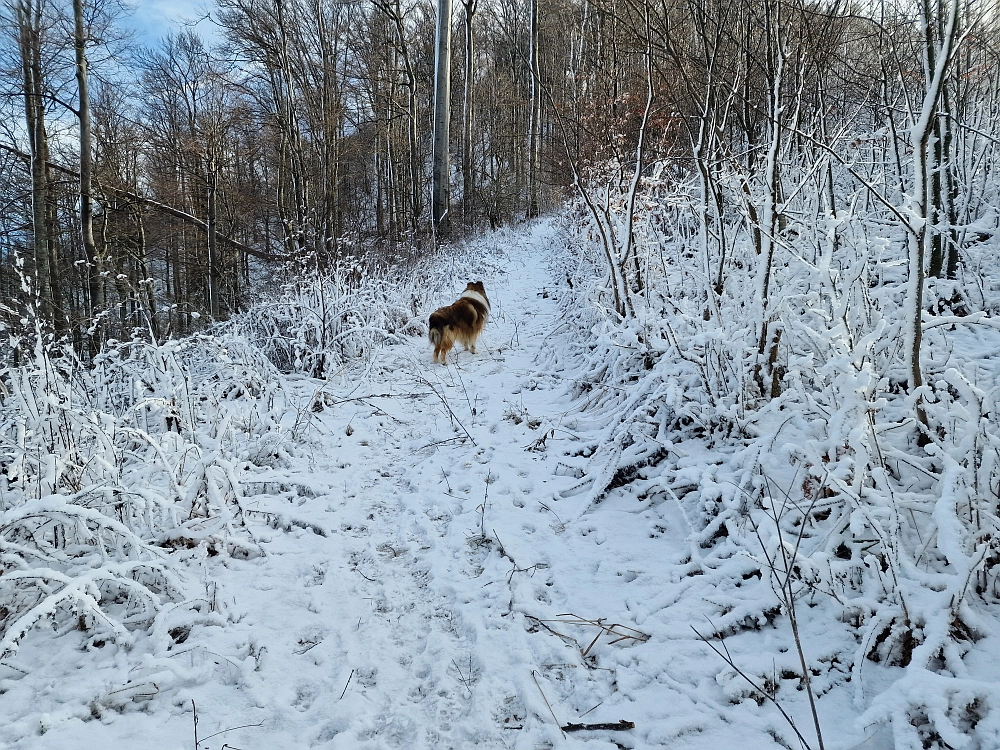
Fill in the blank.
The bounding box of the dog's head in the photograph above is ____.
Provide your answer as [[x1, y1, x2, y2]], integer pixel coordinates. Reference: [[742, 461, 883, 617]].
[[465, 281, 486, 295]]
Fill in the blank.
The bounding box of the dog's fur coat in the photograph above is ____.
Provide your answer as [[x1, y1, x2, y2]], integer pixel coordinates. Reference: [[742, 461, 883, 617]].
[[428, 281, 490, 364]]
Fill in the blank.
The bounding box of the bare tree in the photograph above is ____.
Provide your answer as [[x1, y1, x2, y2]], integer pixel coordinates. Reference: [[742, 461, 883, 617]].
[[432, 0, 453, 238], [73, 0, 103, 336], [13, 0, 58, 326], [460, 0, 477, 223], [526, 0, 541, 218], [904, 0, 961, 430]]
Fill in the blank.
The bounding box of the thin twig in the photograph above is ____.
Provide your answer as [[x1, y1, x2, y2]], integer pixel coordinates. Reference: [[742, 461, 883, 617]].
[[0, 661, 28, 676], [339, 669, 355, 700], [413, 372, 477, 445], [329, 392, 432, 404], [452, 658, 474, 696], [531, 670, 566, 737], [198, 721, 266, 743], [452, 364, 477, 418], [541, 613, 651, 652], [419, 436, 469, 451], [759, 474, 827, 750], [105, 681, 158, 697], [692, 625, 814, 750], [538, 501, 561, 520], [493, 530, 514, 562]]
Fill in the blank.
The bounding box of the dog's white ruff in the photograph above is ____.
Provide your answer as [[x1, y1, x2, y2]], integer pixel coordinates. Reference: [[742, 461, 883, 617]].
[[460, 290, 490, 318]]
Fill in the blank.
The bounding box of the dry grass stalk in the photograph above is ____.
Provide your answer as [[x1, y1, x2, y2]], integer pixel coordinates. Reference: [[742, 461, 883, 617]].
[[530, 669, 566, 738], [539, 613, 650, 657]]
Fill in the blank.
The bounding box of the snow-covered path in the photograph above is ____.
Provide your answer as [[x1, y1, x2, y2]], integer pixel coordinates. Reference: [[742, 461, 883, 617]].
[[223, 224, 691, 749], [6, 222, 877, 750]]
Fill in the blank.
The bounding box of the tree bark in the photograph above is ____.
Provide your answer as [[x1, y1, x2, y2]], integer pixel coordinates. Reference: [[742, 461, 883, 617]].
[[432, 0, 453, 239], [206, 147, 221, 318], [461, 0, 477, 224], [906, 0, 960, 430], [526, 0, 541, 219], [74, 0, 105, 331], [16, 0, 54, 322]]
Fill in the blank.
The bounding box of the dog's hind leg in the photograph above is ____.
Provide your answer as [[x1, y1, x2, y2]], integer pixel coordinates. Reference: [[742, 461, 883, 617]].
[[438, 329, 456, 364], [458, 331, 478, 354]]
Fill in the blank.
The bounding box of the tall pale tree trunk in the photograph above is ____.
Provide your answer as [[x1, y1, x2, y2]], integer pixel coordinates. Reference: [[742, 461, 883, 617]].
[[403, 48, 421, 238], [621, 0, 654, 296], [315, 1, 345, 260], [906, 0, 960, 430], [206, 148, 220, 318], [73, 0, 105, 331], [274, 0, 310, 256], [752, 7, 786, 400], [17, 1, 51, 316], [134, 207, 160, 341], [754, 48, 783, 350], [432, 0, 453, 239], [461, 0, 477, 223], [526, 0, 541, 219]]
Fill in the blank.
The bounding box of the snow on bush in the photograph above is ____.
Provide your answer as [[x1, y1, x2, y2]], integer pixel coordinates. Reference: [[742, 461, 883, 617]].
[[552, 154, 1000, 747], [226, 231, 528, 378], [0, 329, 289, 662], [227, 265, 418, 377], [0, 226, 526, 681]]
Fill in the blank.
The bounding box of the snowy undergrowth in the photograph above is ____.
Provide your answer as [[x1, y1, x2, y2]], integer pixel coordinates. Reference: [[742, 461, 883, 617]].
[[226, 237, 515, 378], [0, 225, 540, 738], [4, 202, 999, 747], [552, 166, 1000, 749], [0, 329, 292, 708], [0, 232, 515, 662]]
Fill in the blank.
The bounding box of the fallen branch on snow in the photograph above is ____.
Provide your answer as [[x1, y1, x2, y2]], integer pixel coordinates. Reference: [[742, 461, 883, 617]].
[[563, 720, 635, 732]]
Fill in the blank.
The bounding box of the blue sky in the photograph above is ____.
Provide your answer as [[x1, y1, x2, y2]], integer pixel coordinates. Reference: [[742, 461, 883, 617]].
[[122, 0, 217, 46]]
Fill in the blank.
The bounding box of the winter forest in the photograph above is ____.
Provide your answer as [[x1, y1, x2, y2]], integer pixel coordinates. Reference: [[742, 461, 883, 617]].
[[1, 0, 1000, 747]]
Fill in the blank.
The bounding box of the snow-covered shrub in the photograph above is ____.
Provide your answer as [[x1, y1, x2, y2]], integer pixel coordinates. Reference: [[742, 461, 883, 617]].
[[553, 149, 1000, 747], [228, 230, 527, 377], [0, 331, 289, 660], [226, 256, 434, 377]]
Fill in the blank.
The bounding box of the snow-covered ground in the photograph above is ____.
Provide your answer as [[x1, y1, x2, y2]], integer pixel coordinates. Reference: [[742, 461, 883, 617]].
[[3, 221, 899, 749]]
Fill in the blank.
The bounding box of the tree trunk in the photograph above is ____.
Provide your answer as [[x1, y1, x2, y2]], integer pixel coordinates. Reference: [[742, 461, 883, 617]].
[[621, 1, 654, 296], [134, 207, 160, 341], [206, 148, 220, 318], [754, 36, 784, 360], [373, 1, 423, 241], [432, 0, 453, 240], [16, 0, 54, 322], [907, 0, 960, 430], [526, 0, 541, 219], [316, 0, 343, 260], [461, 0, 477, 224], [74, 0, 105, 339]]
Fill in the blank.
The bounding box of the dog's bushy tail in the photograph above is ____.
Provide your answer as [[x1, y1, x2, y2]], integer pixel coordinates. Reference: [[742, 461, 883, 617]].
[[428, 326, 442, 345]]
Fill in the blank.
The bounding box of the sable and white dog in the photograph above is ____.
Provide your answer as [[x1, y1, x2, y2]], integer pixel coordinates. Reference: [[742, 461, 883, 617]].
[[428, 281, 490, 365]]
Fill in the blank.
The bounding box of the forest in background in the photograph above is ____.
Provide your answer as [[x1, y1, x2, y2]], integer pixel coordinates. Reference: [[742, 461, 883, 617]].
[[2, 0, 993, 353]]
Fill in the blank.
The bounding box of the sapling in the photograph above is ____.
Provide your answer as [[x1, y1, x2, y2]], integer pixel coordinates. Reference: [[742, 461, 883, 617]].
[[747, 474, 826, 750]]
